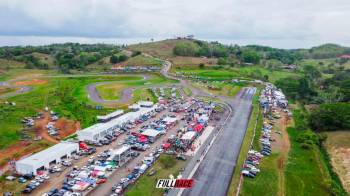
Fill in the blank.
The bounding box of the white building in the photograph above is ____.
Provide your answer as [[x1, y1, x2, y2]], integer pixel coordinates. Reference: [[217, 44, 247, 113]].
[[141, 128, 161, 143], [181, 131, 197, 141], [16, 142, 79, 175], [138, 101, 154, 108], [111, 145, 131, 166], [77, 105, 158, 142], [97, 110, 124, 122]]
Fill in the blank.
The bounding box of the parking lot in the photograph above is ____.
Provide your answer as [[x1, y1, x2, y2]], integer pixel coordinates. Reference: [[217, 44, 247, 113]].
[[13, 96, 222, 196]]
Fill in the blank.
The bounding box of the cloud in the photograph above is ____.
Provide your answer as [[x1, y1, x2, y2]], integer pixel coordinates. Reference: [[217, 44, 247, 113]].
[[0, 0, 350, 48]]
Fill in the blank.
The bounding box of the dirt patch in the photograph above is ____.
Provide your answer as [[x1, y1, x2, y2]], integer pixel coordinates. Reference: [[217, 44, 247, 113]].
[[55, 118, 80, 138], [0, 141, 51, 174], [325, 131, 350, 192], [14, 79, 48, 86], [270, 109, 291, 196], [34, 113, 59, 143], [34, 112, 79, 142]]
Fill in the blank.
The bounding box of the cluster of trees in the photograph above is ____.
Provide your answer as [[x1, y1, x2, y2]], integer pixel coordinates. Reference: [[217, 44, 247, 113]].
[[245, 45, 302, 64], [295, 44, 350, 59], [309, 103, 350, 131], [110, 54, 128, 64], [173, 40, 229, 58], [0, 43, 121, 72]]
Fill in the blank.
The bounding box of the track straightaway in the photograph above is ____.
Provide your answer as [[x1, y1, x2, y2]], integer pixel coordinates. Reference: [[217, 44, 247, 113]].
[[181, 87, 256, 196]]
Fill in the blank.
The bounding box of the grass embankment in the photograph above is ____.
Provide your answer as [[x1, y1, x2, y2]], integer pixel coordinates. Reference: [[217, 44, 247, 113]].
[[227, 88, 262, 195], [285, 127, 331, 196], [125, 155, 187, 196], [191, 81, 244, 98], [284, 107, 343, 196], [125, 55, 163, 67], [174, 66, 299, 83]]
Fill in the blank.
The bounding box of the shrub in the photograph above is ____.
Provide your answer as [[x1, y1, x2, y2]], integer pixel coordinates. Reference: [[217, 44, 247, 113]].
[[159, 155, 175, 169]]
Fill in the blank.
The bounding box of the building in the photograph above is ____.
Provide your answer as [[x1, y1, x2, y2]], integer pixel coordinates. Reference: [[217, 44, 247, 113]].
[[141, 128, 161, 143], [138, 101, 154, 108], [15, 142, 79, 175], [111, 145, 131, 166], [181, 131, 197, 141], [77, 105, 158, 142], [97, 110, 124, 122]]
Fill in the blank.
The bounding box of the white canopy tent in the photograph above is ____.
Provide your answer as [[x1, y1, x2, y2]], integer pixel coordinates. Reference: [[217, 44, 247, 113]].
[[16, 142, 79, 175]]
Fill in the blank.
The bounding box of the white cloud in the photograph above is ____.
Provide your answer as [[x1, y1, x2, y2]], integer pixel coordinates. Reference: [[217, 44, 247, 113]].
[[0, 0, 349, 48]]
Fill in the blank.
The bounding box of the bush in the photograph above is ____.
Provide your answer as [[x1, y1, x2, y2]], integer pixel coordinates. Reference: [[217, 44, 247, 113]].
[[131, 51, 141, 57], [159, 155, 176, 169]]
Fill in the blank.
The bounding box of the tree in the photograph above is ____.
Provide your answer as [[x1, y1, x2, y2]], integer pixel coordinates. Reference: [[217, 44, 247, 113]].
[[173, 42, 200, 56], [131, 51, 141, 57], [241, 50, 260, 64], [118, 54, 128, 62], [309, 103, 350, 131], [110, 55, 119, 64], [199, 63, 205, 69]]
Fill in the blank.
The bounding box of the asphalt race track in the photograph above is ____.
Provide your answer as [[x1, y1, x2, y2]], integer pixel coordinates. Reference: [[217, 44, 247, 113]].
[[180, 87, 256, 196]]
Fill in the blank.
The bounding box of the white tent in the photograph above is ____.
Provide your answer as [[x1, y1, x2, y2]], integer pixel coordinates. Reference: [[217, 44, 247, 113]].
[[181, 131, 197, 141], [97, 110, 124, 122], [16, 142, 79, 175], [78, 105, 157, 141], [142, 129, 161, 137]]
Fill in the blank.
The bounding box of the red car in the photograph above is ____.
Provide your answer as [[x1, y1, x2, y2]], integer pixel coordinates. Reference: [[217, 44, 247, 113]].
[[96, 179, 107, 184]]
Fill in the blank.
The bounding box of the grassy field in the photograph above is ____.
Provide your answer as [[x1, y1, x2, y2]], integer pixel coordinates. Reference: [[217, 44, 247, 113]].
[[96, 74, 177, 101], [32, 52, 56, 67], [170, 56, 217, 66], [0, 75, 149, 150], [301, 58, 350, 69], [125, 155, 187, 196], [240, 153, 279, 196], [284, 127, 332, 196], [0, 59, 26, 69], [227, 88, 262, 195], [191, 81, 244, 97], [174, 66, 299, 82], [125, 55, 162, 67], [133, 88, 158, 103]]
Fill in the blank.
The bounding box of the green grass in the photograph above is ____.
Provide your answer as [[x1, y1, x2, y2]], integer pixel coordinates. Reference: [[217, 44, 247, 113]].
[[284, 127, 332, 196], [174, 66, 299, 82], [241, 153, 280, 196], [133, 88, 157, 103], [192, 81, 244, 97], [126, 55, 162, 67], [96, 74, 177, 101], [0, 58, 26, 69], [183, 87, 192, 96], [0, 75, 147, 149], [228, 87, 262, 195], [128, 39, 194, 58], [125, 155, 187, 196]]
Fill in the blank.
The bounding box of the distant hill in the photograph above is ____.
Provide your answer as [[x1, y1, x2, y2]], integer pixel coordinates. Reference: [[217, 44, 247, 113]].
[[128, 39, 194, 58], [294, 43, 350, 59]]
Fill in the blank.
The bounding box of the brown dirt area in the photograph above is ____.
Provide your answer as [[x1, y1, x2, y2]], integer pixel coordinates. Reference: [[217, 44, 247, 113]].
[[34, 112, 80, 142], [325, 131, 350, 192], [0, 113, 79, 175], [14, 79, 48, 86], [270, 109, 291, 196]]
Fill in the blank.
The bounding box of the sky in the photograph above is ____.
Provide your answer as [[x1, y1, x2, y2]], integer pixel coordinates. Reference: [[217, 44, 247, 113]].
[[0, 0, 350, 48]]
